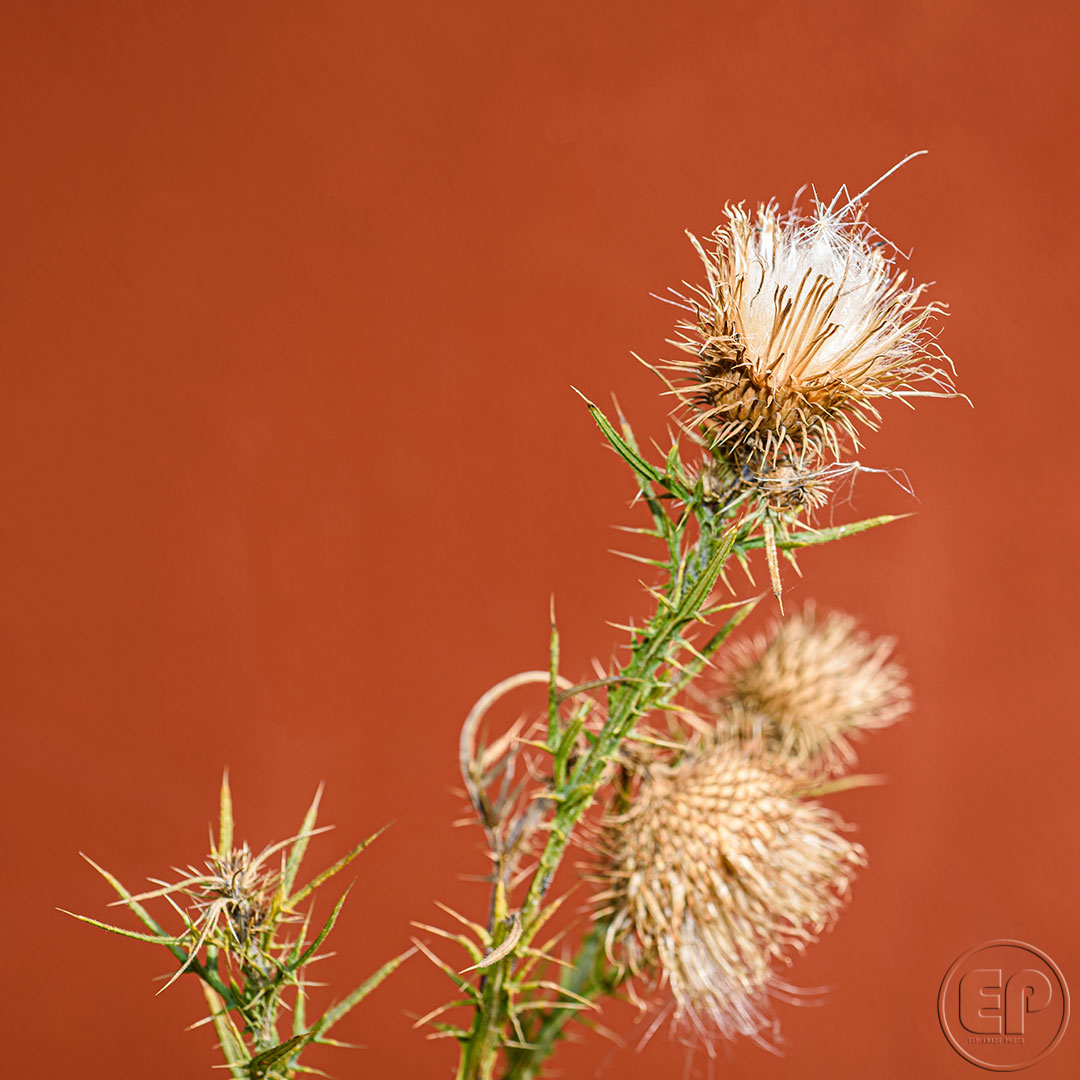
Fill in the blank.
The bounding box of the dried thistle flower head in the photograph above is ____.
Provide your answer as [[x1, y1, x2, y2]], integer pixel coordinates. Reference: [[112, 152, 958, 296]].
[[722, 606, 911, 770], [666, 173, 952, 466], [122, 835, 301, 990], [597, 742, 864, 1042], [70, 776, 404, 1074]]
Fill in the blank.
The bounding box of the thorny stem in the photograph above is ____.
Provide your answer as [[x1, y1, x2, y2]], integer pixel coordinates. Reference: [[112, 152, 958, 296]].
[[457, 671, 571, 1080], [502, 924, 614, 1080], [457, 496, 735, 1079], [451, 399, 904, 1079]]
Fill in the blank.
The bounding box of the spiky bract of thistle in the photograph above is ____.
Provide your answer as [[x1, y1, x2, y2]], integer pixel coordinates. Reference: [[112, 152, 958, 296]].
[[722, 606, 911, 770], [130, 842, 282, 968], [666, 196, 952, 466], [700, 453, 833, 514], [597, 742, 864, 1041]]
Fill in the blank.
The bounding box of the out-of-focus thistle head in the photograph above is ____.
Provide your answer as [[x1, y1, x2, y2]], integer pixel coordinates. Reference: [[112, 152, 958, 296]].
[[187, 843, 278, 944], [665, 170, 953, 468], [119, 835, 303, 991], [595, 741, 865, 1043], [721, 606, 911, 771]]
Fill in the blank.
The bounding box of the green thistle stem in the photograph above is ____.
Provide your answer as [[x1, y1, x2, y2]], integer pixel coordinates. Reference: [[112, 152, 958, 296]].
[[452, 399, 904, 1079], [503, 923, 618, 1080], [457, 496, 734, 1079]]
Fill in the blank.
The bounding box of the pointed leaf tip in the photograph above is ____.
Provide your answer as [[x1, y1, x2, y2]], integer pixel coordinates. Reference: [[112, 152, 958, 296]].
[[218, 769, 234, 856]]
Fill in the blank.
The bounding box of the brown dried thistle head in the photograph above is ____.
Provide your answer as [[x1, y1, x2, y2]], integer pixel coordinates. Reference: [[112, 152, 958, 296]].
[[665, 182, 952, 468], [120, 834, 309, 990], [595, 741, 865, 1042], [191, 843, 277, 943], [720, 606, 911, 771]]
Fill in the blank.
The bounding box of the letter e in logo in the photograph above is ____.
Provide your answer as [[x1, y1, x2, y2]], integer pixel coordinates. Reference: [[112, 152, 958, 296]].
[[960, 969, 1003, 1034]]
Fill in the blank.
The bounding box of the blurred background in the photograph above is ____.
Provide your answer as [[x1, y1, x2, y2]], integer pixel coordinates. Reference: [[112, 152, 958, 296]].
[[3, 1, 1078, 1077]]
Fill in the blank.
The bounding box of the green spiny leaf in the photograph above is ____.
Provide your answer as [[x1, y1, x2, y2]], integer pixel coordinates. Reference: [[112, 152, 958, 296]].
[[433, 902, 492, 947], [288, 887, 351, 972], [289, 825, 386, 907], [293, 978, 309, 1038], [218, 769, 234, 857], [424, 1023, 471, 1041], [78, 854, 169, 938], [286, 909, 315, 968], [281, 784, 325, 898], [58, 909, 176, 945], [411, 922, 486, 965], [668, 594, 761, 697], [74, 854, 238, 1005], [739, 513, 909, 551], [412, 998, 475, 1031], [575, 393, 669, 491], [547, 602, 560, 745], [200, 983, 248, 1078], [246, 1033, 311, 1079]]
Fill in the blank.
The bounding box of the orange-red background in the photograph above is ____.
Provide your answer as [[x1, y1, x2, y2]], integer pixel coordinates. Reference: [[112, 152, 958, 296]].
[[3, 2, 1077, 1078]]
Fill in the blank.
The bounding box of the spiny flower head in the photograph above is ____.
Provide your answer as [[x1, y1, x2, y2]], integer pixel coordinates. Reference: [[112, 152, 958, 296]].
[[721, 606, 911, 770], [596, 741, 865, 1042], [187, 843, 278, 944], [666, 180, 952, 466], [121, 836, 301, 990]]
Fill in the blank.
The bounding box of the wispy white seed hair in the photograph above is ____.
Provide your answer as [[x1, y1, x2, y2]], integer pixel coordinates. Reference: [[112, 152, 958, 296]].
[[665, 172, 953, 464], [721, 605, 911, 770], [596, 743, 865, 1043]]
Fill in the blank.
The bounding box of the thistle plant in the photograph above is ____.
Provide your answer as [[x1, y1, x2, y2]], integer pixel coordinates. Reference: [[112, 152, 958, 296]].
[[67, 775, 410, 1079], [72, 160, 957, 1079], [411, 160, 956, 1079]]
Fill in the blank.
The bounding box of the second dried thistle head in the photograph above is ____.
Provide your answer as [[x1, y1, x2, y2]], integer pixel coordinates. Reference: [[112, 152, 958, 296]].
[[719, 605, 911, 772], [593, 606, 910, 1044], [597, 741, 864, 1044]]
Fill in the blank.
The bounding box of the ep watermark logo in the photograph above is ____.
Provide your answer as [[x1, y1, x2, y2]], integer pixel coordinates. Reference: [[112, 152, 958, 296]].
[[938, 940, 1069, 1070]]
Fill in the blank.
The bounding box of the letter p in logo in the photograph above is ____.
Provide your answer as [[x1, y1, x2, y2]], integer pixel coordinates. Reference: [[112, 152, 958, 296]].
[[1005, 969, 1053, 1034]]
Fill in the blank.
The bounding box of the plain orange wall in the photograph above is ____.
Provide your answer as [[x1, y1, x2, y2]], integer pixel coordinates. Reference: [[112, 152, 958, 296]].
[[3, 2, 1078, 1078]]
